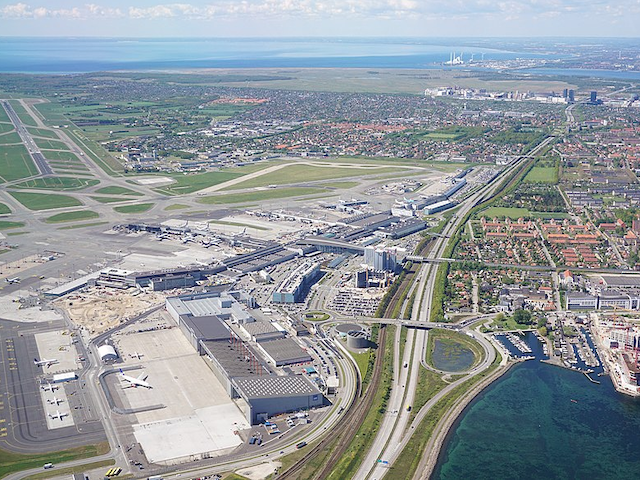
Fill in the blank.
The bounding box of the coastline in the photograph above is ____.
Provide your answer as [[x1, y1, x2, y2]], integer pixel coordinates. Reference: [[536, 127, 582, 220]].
[[414, 359, 516, 480]]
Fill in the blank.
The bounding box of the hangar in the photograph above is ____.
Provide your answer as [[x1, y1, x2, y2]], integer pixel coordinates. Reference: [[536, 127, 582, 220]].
[[98, 344, 119, 362], [165, 292, 325, 424]]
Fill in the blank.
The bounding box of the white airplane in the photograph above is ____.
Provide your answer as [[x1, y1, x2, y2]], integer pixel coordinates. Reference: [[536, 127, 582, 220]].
[[5, 277, 20, 284], [48, 397, 63, 406], [48, 410, 68, 420], [120, 369, 152, 389], [34, 358, 59, 368], [41, 383, 58, 392], [129, 352, 143, 360]]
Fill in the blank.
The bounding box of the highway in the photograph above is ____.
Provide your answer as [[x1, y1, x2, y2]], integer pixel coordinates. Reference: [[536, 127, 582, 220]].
[[1, 100, 53, 175], [360, 134, 556, 480]]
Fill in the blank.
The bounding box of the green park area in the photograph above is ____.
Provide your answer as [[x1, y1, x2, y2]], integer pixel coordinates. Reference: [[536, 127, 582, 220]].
[[154, 171, 243, 195], [94, 186, 142, 196], [114, 203, 154, 214], [0, 220, 25, 230], [0, 442, 109, 479], [480, 206, 531, 219], [222, 164, 399, 191], [422, 126, 487, 141], [197, 187, 325, 205], [524, 166, 558, 184], [43, 150, 82, 162], [9, 191, 82, 211], [45, 210, 99, 224], [0, 145, 39, 182], [12, 176, 99, 191], [0, 202, 10, 215]]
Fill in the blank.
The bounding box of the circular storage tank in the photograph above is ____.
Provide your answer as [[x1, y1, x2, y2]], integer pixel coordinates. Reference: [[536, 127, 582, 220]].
[[97, 344, 118, 362], [347, 330, 370, 349]]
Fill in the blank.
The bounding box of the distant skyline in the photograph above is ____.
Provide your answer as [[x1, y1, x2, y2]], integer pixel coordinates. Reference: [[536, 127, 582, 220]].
[[1, 1, 639, 38]]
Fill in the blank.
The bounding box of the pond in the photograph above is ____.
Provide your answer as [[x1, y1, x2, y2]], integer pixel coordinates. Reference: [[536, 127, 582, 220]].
[[431, 338, 475, 372]]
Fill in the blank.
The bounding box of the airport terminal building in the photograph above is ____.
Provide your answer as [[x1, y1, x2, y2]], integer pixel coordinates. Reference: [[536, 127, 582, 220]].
[[166, 292, 324, 424]]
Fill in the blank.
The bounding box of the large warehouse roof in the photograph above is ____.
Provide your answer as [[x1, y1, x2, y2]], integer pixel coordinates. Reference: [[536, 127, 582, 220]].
[[183, 315, 230, 341], [97, 344, 118, 360], [258, 338, 312, 365], [233, 375, 320, 399]]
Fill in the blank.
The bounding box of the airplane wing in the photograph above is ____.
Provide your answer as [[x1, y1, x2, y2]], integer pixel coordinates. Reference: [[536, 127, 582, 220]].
[[136, 372, 148, 381]]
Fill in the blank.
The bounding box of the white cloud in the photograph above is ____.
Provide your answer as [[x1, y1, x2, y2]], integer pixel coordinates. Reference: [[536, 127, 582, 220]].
[[1, 0, 639, 21]]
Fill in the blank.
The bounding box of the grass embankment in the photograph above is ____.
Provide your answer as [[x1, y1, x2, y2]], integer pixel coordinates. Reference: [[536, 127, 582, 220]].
[[387, 351, 503, 479], [45, 210, 99, 224], [197, 187, 325, 205], [0, 441, 109, 478], [325, 325, 395, 480], [23, 460, 115, 480], [424, 329, 485, 371], [114, 203, 154, 214], [0, 203, 11, 215], [409, 368, 448, 423], [9, 191, 82, 211]]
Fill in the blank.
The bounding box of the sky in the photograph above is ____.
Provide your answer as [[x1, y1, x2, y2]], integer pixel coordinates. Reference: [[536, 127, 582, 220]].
[[0, 0, 639, 37]]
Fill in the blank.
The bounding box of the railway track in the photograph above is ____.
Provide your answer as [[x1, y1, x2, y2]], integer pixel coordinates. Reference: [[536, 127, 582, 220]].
[[278, 325, 388, 480]]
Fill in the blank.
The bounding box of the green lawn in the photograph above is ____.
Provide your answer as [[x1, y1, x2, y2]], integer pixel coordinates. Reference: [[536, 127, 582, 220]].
[[0, 144, 39, 182], [94, 186, 142, 196], [43, 150, 82, 162], [524, 166, 558, 184], [26, 127, 60, 139], [221, 164, 400, 191], [114, 203, 154, 214], [9, 191, 82, 211], [197, 187, 325, 205], [90, 196, 128, 204], [12, 177, 99, 191], [154, 171, 243, 195], [35, 138, 71, 151], [0, 132, 22, 145], [0, 442, 109, 479], [0, 123, 15, 134], [0, 202, 10, 215], [164, 203, 189, 211], [44, 210, 99, 223], [0, 220, 25, 230], [481, 206, 531, 219]]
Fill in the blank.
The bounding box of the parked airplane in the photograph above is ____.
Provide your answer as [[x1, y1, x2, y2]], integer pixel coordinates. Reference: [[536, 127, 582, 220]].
[[41, 383, 58, 392], [5, 277, 20, 284], [48, 410, 68, 420], [34, 358, 59, 367], [120, 369, 152, 389], [129, 352, 143, 360], [48, 397, 63, 406]]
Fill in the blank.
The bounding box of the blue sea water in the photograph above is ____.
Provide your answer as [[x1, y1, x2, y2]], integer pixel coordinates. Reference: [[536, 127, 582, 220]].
[[0, 37, 535, 73], [433, 349, 640, 479]]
